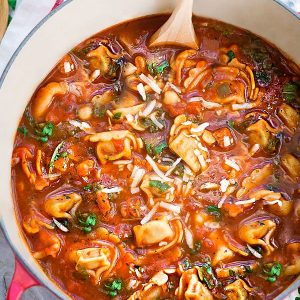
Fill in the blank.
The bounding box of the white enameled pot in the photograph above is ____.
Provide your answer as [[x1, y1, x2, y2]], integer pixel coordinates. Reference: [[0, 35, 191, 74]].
[[0, 0, 299, 299]]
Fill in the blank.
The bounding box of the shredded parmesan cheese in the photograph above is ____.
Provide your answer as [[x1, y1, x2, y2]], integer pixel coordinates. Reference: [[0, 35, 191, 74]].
[[140, 202, 160, 225], [218, 195, 227, 208], [131, 187, 140, 194], [137, 83, 147, 101], [150, 114, 164, 129], [102, 187, 122, 193], [146, 155, 172, 182], [69, 120, 91, 130], [131, 168, 146, 188], [194, 149, 207, 169], [165, 158, 182, 176], [235, 198, 256, 205], [190, 122, 210, 133], [247, 244, 262, 258], [63, 62, 72, 73], [220, 178, 230, 193], [223, 136, 231, 147], [142, 100, 156, 116], [53, 218, 69, 232], [184, 227, 194, 249], [160, 201, 181, 214], [232, 103, 253, 110], [224, 158, 240, 171], [113, 160, 133, 165], [139, 74, 162, 94], [181, 121, 193, 126], [264, 200, 283, 207]]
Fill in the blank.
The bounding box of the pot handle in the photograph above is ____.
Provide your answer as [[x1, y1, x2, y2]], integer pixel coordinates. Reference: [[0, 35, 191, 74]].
[[6, 259, 40, 300]]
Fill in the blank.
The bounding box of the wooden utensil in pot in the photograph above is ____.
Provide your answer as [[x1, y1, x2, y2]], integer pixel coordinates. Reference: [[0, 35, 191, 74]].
[[0, 0, 9, 41], [149, 0, 198, 49]]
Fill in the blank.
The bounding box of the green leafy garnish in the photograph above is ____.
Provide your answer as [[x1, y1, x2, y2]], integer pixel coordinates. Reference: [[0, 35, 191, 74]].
[[77, 213, 97, 233], [36, 122, 54, 143], [226, 50, 235, 62], [60, 151, 68, 158], [49, 141, 64, 173], [83, 184, 92, 191], [104, 278, 123, 297], [154, 141, 167, 155], [255, 70, 271, 86], [282, 82, 299, 103], [139, 117, 160, 133], [156, 61, 169, 74], [265, 136, 280, 153], [147, 60, 169, 76], [227, 119, 235, 129], [149, 180, 171, 192], [18, 126, 28, 136], [182, 258, 192, 270], [113, 112, 122, 120], [263, 262, 282, 282], [206, 205, 222, 221]]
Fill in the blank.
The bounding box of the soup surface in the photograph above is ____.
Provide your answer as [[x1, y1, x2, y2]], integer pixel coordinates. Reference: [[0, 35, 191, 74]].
[[11, 15, 300, 300]]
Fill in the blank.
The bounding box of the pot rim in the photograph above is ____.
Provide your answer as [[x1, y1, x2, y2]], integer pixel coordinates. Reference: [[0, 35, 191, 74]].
[[0, 0, 299, 299]]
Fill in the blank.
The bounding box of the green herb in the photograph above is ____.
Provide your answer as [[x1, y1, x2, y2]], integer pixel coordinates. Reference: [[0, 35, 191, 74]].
[[263, 262, 282, 282], [113, 112, 122, 120], [60, 152, 68, 158], [154, 141, 167, 155], [190, 241, 202, 255], [139, 117, 159, 132], [83, 184, 92, 191], [282, 82, 299, 103], [206, 205, 222, 221], [149, 180, 171, 192], [156, 61, 169, 74], [145, 143, 154, 157], [104, 278, 123, 297], [147, 60, 169, 76], [77, 213, 97, 233], [18, 126, 28, 136], [255, 70, 271, 86], [227, 119, 235, 129], [49, 141, 64, 173], [35, 122, 54, 143], [226, 50, 235, 62], [229, 269, 236, 277]]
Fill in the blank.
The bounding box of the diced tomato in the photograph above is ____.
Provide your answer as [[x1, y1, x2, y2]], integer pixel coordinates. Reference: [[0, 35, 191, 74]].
[[112, 138, 124, 152], [186, 102, 203, 115], [165, 102, 187, 117]]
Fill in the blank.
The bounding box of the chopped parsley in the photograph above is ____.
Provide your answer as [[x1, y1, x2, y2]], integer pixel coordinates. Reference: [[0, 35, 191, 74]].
[[282, 82, 299, 103], [94, 106, 107, 118], [263, 262, 282, 282], [147, 60, 169, 76], [182, 258, 192, 270], [149, 180, 171, 192], [35, 122, 54, 143], [77, 213, 97, 233], [227, 119, 235, 129], [113, 112, 122, 120], [104, 278, 123, 297], [206, 205, 222, 221], [49, 141, 64, 173], [254, 70, 271, 87], [226, 50, 235, 62], [18, 126, 28, 136], [154, 141, 167, 155]]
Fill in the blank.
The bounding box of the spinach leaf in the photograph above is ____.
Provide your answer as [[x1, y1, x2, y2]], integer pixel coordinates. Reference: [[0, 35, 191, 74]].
[[149, 180, 171, 192]]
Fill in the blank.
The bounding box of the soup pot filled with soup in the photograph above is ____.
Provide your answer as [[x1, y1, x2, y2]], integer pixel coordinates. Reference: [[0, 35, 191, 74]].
[[0, 0, 299, 299]]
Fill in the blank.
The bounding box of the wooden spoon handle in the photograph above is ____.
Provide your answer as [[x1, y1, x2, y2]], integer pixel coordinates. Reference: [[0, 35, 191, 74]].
[[0, 0, 9, 41], [150, 0, 198, 49]]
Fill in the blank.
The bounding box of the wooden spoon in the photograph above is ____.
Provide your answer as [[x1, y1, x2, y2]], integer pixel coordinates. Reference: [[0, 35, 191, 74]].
[[149, 0, 198, 49], [0, 0, 9, 41]]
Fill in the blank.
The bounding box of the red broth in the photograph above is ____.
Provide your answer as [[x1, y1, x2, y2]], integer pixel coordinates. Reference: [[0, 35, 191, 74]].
[[11, 15, 300, 299]]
